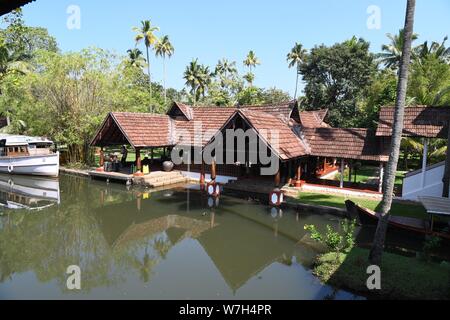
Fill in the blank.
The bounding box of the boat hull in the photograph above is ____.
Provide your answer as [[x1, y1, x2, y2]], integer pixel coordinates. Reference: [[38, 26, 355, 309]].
[[345, 200, 450, 241], [0, 153, 59, 177]]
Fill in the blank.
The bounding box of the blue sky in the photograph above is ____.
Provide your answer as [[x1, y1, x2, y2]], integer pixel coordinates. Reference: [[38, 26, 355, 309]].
[[20, 0, 450, 96]]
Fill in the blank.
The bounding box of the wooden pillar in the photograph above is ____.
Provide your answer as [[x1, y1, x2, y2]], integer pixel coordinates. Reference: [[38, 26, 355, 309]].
[[151, 148, 154, 161], [136, 148, 142, 171], [99, 147, 104, 167], [443, 121, 450, 197], [211, 159, 217, 181], [348, 160, 353, 183], [200, 160, 206, 186], [295, 161, 302, 188], [340, 159, 345, 189], [274, 168, 281, 188], [287, 160, 293, 185], [421, 138, 428, 188], [379, 163, 384, 193]]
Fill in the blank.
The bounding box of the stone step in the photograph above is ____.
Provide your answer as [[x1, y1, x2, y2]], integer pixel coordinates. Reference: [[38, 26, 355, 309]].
[[150, 176, 188, 188]]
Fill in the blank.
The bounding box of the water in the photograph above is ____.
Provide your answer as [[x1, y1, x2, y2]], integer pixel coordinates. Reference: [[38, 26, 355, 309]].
[[0, 174, 368, 300]]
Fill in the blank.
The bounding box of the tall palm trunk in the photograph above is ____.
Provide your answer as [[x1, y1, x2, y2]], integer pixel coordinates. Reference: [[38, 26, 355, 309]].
[[369, 0, 416, 265], [145, 45, 152, 111], [163, 57, 167, 105], [294, 66, 300, 100]]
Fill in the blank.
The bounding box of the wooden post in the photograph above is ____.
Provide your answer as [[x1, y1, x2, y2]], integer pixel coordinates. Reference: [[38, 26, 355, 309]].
[[151, 149, 154, 161], [99, 147, 104, 167], [211, 159, 217, 181], [379, 163, 384, 193], [443, 121, 450, 197], [340, 159, 345, 189], [295, 161, 302, 188], [136, 148, 142, 172], [200, 160, 206, 187], [274, 168, 281, 188], [287, 160, 293, 185]]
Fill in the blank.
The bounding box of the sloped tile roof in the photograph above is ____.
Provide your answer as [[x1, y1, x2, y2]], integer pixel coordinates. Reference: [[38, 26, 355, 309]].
[[299, 109, 330, 128], [239, 109, 309, 160], [111, 112, 174, 148], [242, 101, 297, 123], [174, 107, 236, 146], [302, 127, 389, 162], [376, 106, 450, 138]]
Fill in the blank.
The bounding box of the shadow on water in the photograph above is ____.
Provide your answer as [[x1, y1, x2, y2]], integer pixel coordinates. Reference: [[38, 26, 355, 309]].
[[3, 174, 444, 299]]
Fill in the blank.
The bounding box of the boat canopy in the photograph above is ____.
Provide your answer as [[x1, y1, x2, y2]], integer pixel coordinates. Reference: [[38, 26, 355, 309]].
[[0, 134, 54, 147]]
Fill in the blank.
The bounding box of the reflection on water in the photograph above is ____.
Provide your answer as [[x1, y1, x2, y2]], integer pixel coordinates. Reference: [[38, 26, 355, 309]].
[[0, 174, 366, 300], [0, 174, 60, 212]]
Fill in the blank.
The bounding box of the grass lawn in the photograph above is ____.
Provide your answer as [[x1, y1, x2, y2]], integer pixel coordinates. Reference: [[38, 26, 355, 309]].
[[336, 165, 405, 187], [296, 192, 427, 219], [314, 247, 450, 299]]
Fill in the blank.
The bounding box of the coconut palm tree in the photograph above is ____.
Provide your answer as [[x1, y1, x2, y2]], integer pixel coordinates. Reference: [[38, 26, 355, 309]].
[[126, 48, 146, 69], [155, 35, 174, 104], [287, 42, 307, 99], [183, 59, 212, 105], [215, 58, 237, 79], [378, 28, 418, 70], [416, 36, 450, 64], [133, 20, 159, 99], [243, 50, 260, 86], [369, 0, 417, 265]]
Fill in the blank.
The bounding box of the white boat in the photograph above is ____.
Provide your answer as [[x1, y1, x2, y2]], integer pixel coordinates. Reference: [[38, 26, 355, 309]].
[[0, 135, 59, 177]]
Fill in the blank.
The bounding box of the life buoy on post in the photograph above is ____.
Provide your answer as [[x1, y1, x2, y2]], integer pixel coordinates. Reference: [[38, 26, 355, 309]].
[[269, 189, 284, 206], [7, 165, 13, 173], [206, 181, 220, 197]]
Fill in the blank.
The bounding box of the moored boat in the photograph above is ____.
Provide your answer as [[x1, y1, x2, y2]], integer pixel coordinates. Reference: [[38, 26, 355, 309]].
[[0, 135, 59, 177], [345, 200, 450, 241]]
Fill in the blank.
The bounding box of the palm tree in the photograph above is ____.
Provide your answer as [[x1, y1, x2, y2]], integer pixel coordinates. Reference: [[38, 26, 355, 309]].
[[126, 48, 146, 69], [416, 36, 450, 63], [243, 50, 260, 86], [215, 58, 237, 79], [378, 28, 418, 70], [287, 43, 307, 100], [133, 20, 159, 99], [183, 59, 212, 105], [369, 0, 416, 265], [155, 35, 174, 104]]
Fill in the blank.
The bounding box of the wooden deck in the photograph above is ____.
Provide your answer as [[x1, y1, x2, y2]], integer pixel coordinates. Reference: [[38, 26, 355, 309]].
[[88, 169, 189, 188]]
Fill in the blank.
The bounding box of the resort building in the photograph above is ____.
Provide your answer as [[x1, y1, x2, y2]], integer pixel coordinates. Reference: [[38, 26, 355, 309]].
[[91, 101, 395, 194]]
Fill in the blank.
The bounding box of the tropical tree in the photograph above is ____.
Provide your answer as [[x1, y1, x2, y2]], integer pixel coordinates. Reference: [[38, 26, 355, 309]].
[[415, 36, 450, 64], [126, 48, 146, 69], [243, 50, 260, 86], [215, 58, 237, 79], [155, 35, 174, 105], [183, 59, 212, 105], [287, 42, 307, 99], [133, 20, 159, 99], [378, 28, 418, 70], [369, 0, 416, 265]]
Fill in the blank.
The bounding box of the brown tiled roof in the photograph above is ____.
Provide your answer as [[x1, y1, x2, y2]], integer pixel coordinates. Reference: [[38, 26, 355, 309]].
[[299, 109, 330, 128], [241, 101, 298, 123], [240, 110, 309, 160], [302, 128, 389, 162], [174, 107, 236, 146], [0, 0, 35, 15], [111, 112, 174, 148], [376, 106, 450, 138]]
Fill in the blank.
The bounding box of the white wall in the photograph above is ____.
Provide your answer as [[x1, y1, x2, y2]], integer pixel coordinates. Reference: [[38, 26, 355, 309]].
[[402, 162, 447, 200]]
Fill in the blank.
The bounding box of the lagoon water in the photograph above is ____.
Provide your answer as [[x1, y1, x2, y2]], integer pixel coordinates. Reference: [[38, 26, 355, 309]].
[[0, 174, 365, 300]]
